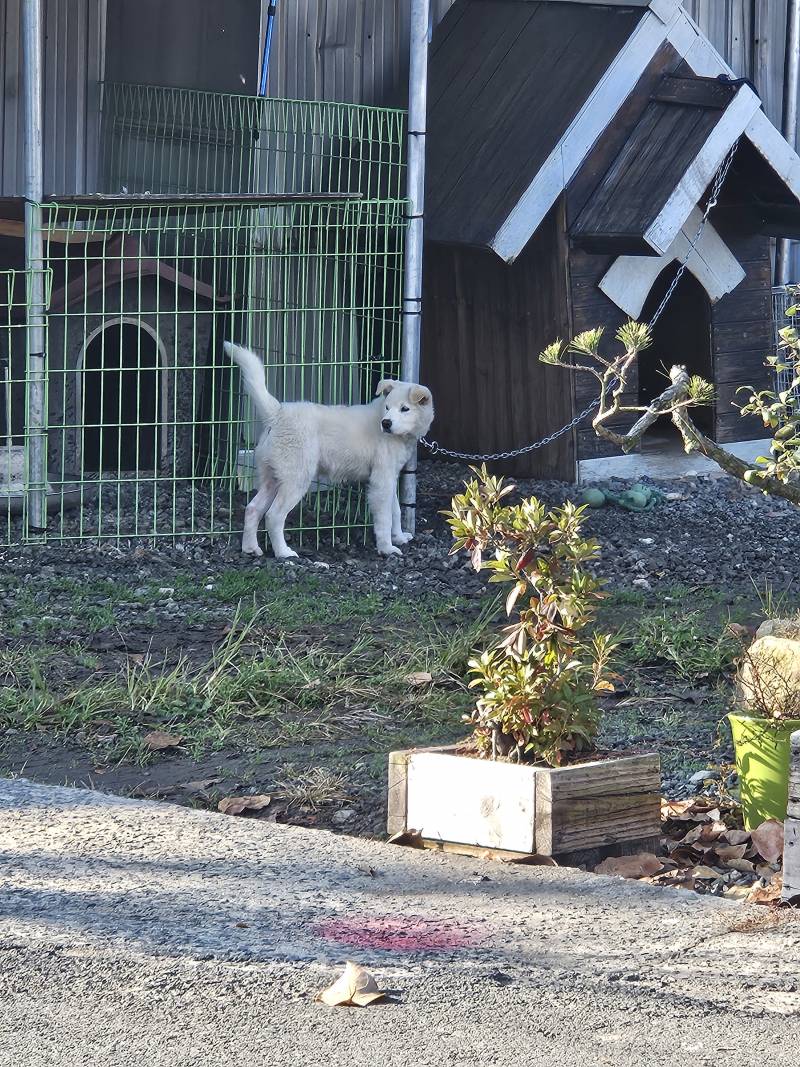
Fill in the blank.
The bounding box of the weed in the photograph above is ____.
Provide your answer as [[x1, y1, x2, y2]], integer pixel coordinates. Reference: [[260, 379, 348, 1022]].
[[623, 609, 740, 680]]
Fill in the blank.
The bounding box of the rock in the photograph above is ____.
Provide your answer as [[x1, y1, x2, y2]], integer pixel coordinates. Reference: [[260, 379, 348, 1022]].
[[632, 578, 651, 590], [736, 635, 800, 716], [331, 808, 355, 825], [755, 617, 800, 641]]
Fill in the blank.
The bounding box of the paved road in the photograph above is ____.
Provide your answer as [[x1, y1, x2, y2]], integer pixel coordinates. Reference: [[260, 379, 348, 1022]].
[[0, 779, 798, 1065]]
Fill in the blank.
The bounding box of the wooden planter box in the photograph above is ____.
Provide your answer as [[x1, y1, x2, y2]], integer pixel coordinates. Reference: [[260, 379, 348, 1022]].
[[388, 745, 661, 859]]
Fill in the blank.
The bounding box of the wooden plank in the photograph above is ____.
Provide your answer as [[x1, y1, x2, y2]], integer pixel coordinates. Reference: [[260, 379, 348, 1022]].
[[535, 754, 661, 855], [712, 288, 771, 325], [713, 320, 773, 352], [714, 347, 773, 385], [744, 109, 800, 206], [405, 751, 538, 854], [788, 731, 800, 821], [651, 74, 735, 109], [783, 818, 800, 902], [387, 749, 410, 837]]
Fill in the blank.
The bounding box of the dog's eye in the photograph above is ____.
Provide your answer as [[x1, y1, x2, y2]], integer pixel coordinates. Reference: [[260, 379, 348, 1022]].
[[400, 405, 409, 413]]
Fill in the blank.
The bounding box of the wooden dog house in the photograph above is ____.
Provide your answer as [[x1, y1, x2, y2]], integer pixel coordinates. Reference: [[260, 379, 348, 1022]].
[[421, 0, 800, 479]]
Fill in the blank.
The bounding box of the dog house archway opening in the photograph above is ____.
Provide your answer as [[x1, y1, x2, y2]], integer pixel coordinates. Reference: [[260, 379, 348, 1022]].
[[80, 321, 163, 473], [639, 268, 713, 438]]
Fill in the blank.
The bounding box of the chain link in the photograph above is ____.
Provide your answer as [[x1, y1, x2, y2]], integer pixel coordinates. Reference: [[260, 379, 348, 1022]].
[[420, 140, 740, 463]]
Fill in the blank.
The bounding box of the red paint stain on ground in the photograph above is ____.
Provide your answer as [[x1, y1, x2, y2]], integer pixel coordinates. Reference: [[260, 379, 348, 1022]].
[[314, 915, 484, 952]]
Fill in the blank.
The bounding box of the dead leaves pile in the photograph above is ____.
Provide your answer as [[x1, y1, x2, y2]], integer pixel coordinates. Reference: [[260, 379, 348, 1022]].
[[596, 797, 784, 904]]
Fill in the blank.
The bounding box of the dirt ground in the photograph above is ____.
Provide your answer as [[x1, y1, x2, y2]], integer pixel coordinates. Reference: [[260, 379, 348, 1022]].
[[0, 461, 794, 839]]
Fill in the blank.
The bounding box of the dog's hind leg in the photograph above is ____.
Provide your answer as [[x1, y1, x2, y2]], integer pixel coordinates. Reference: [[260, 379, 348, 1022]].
[[242, 477, 278, 556], [264, 482, 307, 560]]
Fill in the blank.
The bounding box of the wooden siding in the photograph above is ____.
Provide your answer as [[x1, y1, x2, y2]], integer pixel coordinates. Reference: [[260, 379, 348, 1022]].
[[710, 227, 774, 442], [420, 201, 574, 480]]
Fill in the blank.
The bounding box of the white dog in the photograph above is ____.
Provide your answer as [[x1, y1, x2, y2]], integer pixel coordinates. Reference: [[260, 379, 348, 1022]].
[[225, 342, 434, 559]]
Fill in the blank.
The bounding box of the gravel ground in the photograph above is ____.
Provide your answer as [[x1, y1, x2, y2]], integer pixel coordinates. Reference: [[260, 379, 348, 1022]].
[[0, 777, 799, 1066]]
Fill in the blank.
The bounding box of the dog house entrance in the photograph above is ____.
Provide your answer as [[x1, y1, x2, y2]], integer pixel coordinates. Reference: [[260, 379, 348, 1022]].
[[639, 269, 713, 436], [82, 323, 160, 472]]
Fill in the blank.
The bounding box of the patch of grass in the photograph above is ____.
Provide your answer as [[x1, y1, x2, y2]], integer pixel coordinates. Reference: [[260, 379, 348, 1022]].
[[621, 609, 740, 681], [0, 595, 494, 765]]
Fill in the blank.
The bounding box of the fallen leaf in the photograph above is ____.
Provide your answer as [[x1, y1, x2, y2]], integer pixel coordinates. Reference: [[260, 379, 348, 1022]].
[[387, 829, 425, 849], [504, 854, 558, 867], [691, 865, 723, 880], [595, 853, 663, 879], [217, 794, 272, 816], [748, 875, 783, 906], [143, 730, 182, 751], [594, 679, 616, 694], [714, 844, 748, 863], [722, 829, 751, 846], [316, 961, 386, 1007], [751, 820, 784, 864], [406, 671, 433, 687], [726, 858, 756, 873]]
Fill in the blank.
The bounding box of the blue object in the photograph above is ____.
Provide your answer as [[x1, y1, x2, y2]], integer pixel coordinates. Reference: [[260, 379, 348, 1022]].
[[259, 2, 278, 97]]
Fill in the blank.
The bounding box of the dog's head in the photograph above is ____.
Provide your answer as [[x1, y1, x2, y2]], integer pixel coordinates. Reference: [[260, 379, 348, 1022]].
[[375, 379, 434, 439]]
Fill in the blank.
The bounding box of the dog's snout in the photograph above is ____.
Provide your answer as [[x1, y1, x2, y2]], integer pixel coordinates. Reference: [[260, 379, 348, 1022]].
[[381, 418, 392, 432]]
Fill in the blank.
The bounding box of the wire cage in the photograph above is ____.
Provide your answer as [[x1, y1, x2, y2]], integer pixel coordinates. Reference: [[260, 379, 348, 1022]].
[[2, 82, 407, 548], [772, 285, 800, 410], [101, 83, 407, 201], [3, 194, 404, 547]]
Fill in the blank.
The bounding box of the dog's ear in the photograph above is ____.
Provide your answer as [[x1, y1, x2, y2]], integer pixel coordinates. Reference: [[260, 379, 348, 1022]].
[[409, 385, 432, 406], [375, 379, 397, 397]]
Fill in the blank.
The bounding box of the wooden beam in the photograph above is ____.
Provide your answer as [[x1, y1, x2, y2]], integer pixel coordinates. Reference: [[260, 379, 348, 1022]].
[[599, 207, 746, 316], [0, 219, 100, 244]]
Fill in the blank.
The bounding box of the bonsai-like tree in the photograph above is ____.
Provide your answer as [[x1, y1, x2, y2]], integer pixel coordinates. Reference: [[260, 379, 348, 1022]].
[[446, 466, 617, 766], [539, 309, 800, 506]]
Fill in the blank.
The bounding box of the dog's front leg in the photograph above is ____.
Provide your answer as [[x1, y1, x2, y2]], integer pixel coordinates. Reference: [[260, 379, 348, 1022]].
[[369, 478, 402, 556], [391, 490, 412, 546]]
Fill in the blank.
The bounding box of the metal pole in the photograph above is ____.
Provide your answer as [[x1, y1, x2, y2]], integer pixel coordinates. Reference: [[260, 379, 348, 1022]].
[[22, 0, 47, 533], [400, 0, 430, 535], [777, 0, 800, 285], [259, 1, 279, 97]]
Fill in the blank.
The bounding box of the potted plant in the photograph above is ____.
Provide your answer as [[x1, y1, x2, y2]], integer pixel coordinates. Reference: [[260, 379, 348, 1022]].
[[387, 467, 661, 858], [730, 628, 800, 828]]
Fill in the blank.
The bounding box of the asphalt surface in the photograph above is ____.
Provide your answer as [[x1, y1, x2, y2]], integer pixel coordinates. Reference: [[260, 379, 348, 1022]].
[[1, 778, 799, 1065]]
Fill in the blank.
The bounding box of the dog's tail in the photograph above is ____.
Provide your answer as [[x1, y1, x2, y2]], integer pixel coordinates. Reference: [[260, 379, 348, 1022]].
[[224, 342, 281, 425]]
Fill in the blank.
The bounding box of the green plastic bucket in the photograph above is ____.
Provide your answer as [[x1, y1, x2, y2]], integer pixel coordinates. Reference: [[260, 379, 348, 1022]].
[[728, 713, 800, 829]]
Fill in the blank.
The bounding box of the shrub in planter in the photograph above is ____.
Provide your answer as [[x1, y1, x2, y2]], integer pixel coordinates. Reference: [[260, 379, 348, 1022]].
[[444, 466, 618, 767], [730, 630, 800, 828]]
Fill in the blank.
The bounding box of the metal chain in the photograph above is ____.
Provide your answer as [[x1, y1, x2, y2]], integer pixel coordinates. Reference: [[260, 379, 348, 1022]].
[[420, 140, 740, 463]]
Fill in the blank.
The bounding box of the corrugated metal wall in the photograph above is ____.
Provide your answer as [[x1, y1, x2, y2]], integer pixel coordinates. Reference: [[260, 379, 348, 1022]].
[[1, 2, 798, 210], [266, 1, 795, 126], [0, 0, 106, 196]]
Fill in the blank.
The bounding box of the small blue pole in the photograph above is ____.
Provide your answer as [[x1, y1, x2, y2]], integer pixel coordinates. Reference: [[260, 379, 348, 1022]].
[[259, 2, 278, 97]]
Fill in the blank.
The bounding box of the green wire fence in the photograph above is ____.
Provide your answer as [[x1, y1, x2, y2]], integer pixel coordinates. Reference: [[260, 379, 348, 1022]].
[[1, 86, 407, 548], [102, 82, 407, 200], [2, 195, 404, 547]]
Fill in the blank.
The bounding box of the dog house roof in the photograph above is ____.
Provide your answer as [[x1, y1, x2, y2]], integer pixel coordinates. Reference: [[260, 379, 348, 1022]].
[[426, 0, 800, 263], [49, 233, 224, 312]]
